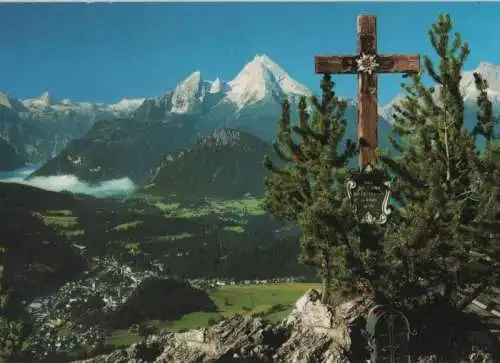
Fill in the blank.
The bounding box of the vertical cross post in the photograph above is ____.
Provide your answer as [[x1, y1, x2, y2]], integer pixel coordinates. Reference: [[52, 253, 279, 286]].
[[357, 15, 378, 168]]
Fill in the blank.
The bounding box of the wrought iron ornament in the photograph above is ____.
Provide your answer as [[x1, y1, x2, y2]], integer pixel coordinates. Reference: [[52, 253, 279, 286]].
[[346, 164, 392, 225], [366, 305, 412, 363]]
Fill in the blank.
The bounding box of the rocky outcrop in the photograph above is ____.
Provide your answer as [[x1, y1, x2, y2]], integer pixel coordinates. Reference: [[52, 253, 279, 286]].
[[74, 289, 372, 363], [74, 289, 497, 363]]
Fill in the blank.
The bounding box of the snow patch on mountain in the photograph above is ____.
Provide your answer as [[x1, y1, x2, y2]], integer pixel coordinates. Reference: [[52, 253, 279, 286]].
[[461, 62, 500, 104], [379, 95, 406, 123], [200, 128, 241, 147], [35, 90, 53, 106], [108, 97, 146, 112], [209, 78, 229, 94]]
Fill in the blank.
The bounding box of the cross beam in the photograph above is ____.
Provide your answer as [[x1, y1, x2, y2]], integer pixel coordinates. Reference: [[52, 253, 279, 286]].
[[315, 15, 420, 168]]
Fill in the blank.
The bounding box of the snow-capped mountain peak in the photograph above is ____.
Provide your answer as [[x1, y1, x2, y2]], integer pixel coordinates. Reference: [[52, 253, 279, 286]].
[[382, 61, 500, 124], [225, 54, 310, 110], [170, 71, 209, 114], [23, 90, 57, 109], [33, 90, 54, 106], [0, 91, 28, 113], [251, 54, 310, 95]]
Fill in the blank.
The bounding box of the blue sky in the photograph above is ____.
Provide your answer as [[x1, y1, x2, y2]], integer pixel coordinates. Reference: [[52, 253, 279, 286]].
[[1, 2, 499, 105]]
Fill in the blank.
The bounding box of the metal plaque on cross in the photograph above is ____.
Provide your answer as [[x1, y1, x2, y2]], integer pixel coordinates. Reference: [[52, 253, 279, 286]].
[[347, 164, 391, 225]]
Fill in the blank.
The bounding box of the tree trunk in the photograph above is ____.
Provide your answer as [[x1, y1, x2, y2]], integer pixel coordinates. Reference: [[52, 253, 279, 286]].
[[444, 278, 458, 305], [359, 224, 380, 295], [321, 250, 333, 304]]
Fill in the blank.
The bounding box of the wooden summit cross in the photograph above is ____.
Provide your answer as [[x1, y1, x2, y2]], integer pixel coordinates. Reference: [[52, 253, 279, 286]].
[[315, 15, 420, 168]]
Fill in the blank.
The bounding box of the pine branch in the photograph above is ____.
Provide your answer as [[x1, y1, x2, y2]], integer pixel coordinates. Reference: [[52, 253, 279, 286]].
[[442, 106, 452, 182], [379, 155, 426, 189], [425, 56, 443, 84], [262, 156, 294, 179]]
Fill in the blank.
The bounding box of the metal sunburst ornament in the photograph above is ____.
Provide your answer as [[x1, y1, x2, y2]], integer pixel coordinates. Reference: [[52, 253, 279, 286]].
[[356, 53, 380, 75]]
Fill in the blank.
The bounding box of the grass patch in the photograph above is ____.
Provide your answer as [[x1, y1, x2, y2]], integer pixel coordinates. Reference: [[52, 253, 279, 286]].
[[221, 198, 265, 217], [62, 229, 86, 237], [154, 201, 181, 212], [151, 312, 223, 332], [41, 211, 78, 229], [208, 283, 321, 319], [106, 329, 141, 347], [125, 242, 141, 254], [153, 197, 266, 222], [44, 210, 73, 216], [40, 210, 85, 238], [156, 233, 195, 242], [222, 225, 246, 233], [112, 220, 143, 231]]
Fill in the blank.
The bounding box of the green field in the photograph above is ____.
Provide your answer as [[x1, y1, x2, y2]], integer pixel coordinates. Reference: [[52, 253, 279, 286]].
[[107, 282, 321, 346], [154, 197, 265, 220], [40, 209, 86, 237], [41, 210, 78, 228], [112, 220, 144, 231]]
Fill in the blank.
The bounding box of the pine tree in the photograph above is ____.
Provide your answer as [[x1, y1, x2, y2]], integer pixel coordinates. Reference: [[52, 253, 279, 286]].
[[380, 14, 499, 304], [263, 74, 359, 303]]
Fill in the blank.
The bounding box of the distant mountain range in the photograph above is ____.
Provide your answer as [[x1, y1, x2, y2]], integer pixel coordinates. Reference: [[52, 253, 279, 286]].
[[3, 55, 500, 196], [21, 55, 392, 185], [0, 55, 386, 169], [0, 89, 140, 168]]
